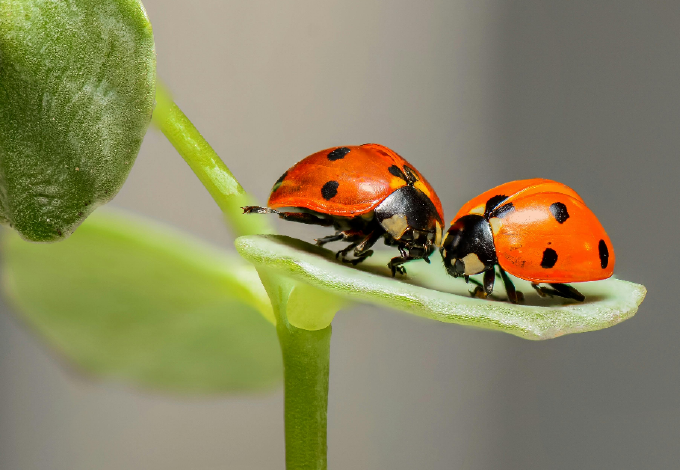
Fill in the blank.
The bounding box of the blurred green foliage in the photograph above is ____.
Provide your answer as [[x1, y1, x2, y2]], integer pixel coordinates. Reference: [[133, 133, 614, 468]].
[[2, 210, 282, 393]]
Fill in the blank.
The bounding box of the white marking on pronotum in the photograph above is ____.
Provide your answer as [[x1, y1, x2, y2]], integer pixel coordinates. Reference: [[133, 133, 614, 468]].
[[381, 214, 409, 239], [461, 253, 486, 275]]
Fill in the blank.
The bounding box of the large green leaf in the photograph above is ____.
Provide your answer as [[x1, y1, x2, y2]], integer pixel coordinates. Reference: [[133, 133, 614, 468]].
[[2, 210, 282, 393], [236, 235, 646, 340], [0, 0, 156, 241]]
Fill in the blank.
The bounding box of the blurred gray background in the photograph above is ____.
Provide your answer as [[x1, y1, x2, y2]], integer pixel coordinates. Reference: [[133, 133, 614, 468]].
[[1, 1, 679, 468]]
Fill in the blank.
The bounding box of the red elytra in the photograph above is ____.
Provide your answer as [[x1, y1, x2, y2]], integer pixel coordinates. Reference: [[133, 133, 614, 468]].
[[441, 178, 615, 302], [268, 143, 443, 218]]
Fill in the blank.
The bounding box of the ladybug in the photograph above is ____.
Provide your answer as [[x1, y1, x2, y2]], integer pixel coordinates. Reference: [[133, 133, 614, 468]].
[[243, 143, 444, 275], [440, 178, 615, 303]]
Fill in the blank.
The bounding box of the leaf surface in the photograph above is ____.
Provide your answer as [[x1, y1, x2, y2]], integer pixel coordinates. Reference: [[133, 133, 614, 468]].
[[236, 235, 646, 340]]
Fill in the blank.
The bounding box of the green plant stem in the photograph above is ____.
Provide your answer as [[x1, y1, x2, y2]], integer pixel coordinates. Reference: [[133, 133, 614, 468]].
[[257, 270, 331, 469], [153, 81, 331, 469], [153, 82, 244, 203], [278, 321, 331, 470], [152, 81, 272, 236]]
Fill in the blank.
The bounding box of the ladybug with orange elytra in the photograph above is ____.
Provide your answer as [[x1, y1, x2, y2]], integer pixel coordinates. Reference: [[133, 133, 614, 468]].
[[441, 178, 615, 303], [243, 143, 445, 275]]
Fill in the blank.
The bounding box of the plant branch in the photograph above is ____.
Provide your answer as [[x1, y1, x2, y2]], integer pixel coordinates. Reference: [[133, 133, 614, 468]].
[[257, 270, 331, 469], [278, 322, 331, 470], [152, 81, 272, 236]]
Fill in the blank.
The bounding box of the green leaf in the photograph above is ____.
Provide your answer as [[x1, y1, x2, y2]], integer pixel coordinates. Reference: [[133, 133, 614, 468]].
[[236, 235, 646, 340], [0, 0, 156, 241], [2, 210, 282, 393]]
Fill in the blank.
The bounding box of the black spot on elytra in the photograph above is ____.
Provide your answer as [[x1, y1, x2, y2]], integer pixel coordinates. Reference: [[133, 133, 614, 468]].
[[388, 165, 407, 181], [541, 248, 558, 268], [494, 202, 515, 218], [484, 195, 508, 218], [327, 147, 350, 161], [321, 181, 339, 200], [549, 202, 569, 223], [598, 239, 609, 269]]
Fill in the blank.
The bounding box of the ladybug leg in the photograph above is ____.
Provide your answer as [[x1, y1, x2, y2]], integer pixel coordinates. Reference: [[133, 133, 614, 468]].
[[470, 284, 488, 299], [483, 269, 495, 295], [334, 231, 381, 265], [499, 266, 524, 304], [335, 241, 360, 261], [532, 283, 585, 302], [349, 230, 382, 265], [388, 256, 413, 277], [531, 283, 548, 297], [468, 269, 496, 300], [315, 232, 344, 246], [549, 284, 585, 301]]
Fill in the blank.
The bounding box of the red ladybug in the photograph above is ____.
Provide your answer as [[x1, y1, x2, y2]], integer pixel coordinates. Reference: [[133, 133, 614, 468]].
[[243, 143, 444, 275], [441, 178, 615, 302]]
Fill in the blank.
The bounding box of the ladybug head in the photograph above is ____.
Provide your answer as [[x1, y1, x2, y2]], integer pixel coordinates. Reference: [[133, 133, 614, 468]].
[[374, 185, 443, 255], [441, 215, 497, 277]]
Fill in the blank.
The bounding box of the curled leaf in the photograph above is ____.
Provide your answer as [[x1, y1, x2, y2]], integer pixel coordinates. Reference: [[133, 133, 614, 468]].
[[236, 235, 646, 340], [0, 0, 156, 241]]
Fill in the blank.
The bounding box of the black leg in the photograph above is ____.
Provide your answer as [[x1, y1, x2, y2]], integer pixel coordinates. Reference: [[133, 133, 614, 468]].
[[242, 206, 333, 227], [483, 269, 495, 295], [499, 266, 524, 304], [315, 232, 344, 246], [336, 241, 360, 261], [387, 254, 415, 277], [350, 230, 382, 264], [531, 283, 546, 297], [334, 230, 382, 266], [549, 284, 585, 301], [531, 283, 585, 302]]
